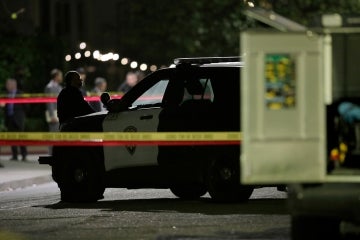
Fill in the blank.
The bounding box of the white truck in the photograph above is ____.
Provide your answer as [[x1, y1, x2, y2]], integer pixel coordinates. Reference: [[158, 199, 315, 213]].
[[240, 30, 360, 239]]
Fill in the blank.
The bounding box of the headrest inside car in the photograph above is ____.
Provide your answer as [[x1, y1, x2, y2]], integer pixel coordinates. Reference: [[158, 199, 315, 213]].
[[185, 78, 203, 95]]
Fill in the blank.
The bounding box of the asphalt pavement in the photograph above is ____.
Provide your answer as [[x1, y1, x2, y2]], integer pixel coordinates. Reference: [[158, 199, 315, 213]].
[[0, 146, 52, 192]]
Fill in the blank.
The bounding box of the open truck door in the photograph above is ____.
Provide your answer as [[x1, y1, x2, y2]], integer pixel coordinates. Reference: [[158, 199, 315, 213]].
[[241, 30, 360, 239], [240, 31, 326, 184]]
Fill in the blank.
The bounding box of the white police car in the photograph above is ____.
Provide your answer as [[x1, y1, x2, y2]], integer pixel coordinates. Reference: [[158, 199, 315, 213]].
[[40, 57, 255, 202]]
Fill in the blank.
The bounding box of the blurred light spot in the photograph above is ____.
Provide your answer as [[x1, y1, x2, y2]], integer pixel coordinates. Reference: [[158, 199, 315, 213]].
[[247, 1, 255, 7], [113, 54, 119, 61], [65, 55, 71, 62], [93, 50, 100, 59], [121, 58, 129, 65], [79, 42, 86, 49], [150, 65, 157, 72], [100, 55, 109, 62], [75, 52, 81, 59], [84, 50, 91, 57], [130, 61, 138, 69], [139, 63, 147, 71]]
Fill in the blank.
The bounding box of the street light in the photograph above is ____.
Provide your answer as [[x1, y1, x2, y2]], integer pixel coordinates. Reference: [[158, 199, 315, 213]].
[[84, 51, 91, 57], [79, 42, 86, 49], [130, 61, 138, 69], [113, 54, 119, 61], [65, 55, 71, 62], [140, 63, 147, 71], [121, 58, 129, 65], [75, 52, 81, 59], [150, 65, 157, 72], [93, 50, 100, 59]]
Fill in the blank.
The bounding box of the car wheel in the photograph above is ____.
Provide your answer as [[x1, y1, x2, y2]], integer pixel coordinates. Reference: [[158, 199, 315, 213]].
[[291, 215, 341, 240], [54, 147, 105, 203], [170, 185, 207, 200], [206, 158, 254, 202]]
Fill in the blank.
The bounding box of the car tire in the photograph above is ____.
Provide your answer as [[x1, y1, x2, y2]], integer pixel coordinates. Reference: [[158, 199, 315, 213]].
[[206, 158, 254, 202], [291, 215, 341, 240], [54, 147, 105, 203], [170, 185, 207, 200]]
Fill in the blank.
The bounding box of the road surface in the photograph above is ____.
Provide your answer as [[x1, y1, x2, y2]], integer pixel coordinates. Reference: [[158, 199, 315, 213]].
[[0, 183, 289, 239]]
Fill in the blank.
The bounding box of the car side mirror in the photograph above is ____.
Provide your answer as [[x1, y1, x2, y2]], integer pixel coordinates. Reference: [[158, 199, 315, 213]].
[[100, 92, 111, 107], [100, 92, 126, 112]]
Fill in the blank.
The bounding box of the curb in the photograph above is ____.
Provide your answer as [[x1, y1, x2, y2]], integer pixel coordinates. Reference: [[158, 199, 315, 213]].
[[0, 175, 53, 192]]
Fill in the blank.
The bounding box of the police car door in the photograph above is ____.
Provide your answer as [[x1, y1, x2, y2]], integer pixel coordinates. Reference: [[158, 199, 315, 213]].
[[103, 76, 169, 171]]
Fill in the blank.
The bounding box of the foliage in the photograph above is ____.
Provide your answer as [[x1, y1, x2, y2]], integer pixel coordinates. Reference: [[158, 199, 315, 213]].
[[255, 0, 360, 26], [0, 13, 65, 131], [114, 0, 252, 65], [112, 0, 360, 66]]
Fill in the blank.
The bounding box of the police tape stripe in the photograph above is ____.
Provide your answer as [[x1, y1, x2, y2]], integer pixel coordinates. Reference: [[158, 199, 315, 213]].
[[0, 95, 165, 104], [0, 140, 240, 146], [0, 92, 123, 98], [0, 96, 116, 104], [0, 132, 241, 146]]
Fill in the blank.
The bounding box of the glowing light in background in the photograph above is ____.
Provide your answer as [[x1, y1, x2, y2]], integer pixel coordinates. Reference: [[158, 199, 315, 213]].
[[150, 65, 158, 72], [84, 50, 91, 57], [121, 58, 129, 65], [75, 52, 81, 59], [65, 55, 71, 62], [66, 45, 162, 72], [93, 50, 100, 59], [130, 61, 138, 69], [79, 42, 87, 49], [113, 54, 119, 61], [140, 63, 147, 71]]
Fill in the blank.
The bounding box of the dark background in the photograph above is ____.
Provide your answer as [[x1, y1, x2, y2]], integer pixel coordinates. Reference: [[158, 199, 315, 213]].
[[1, 0, 359, 131]]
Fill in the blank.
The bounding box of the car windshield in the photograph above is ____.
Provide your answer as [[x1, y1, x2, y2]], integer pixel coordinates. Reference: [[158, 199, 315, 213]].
[[131, 79, 169, 107]]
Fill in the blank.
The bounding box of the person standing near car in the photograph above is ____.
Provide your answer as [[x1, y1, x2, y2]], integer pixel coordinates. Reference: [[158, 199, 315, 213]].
[[44, 68, 63, 154], [44, 68, 63, 132], [89, 77, 107, 112], [57, 71, 95, 127], [118, 71, 139, 94], [3, 78, 27, 161]]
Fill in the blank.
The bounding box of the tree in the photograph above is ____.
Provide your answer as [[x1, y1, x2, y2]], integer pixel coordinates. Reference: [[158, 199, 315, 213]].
[[114, 0, 251, 65]]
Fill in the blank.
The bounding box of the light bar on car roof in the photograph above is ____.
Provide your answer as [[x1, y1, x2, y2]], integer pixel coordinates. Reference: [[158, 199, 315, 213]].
[[174, 56, 241, 65]]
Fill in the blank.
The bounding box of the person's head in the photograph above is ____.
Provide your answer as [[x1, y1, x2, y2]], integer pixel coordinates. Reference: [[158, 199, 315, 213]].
[[6, 78, 17, 92], [76, 67, 86, 82], [125, 72, 138, 87], [50, 68, 63, 83], [64, 71, 83, 88], [94, 77, 107, 92]]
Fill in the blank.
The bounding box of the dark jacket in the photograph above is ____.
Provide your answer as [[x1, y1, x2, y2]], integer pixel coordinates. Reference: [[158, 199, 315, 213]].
[[4, 89, 27, 130], [57, 85, 95, 125]]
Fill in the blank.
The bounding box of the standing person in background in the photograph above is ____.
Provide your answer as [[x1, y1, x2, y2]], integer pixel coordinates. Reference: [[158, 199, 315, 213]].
[[76, 67, 89, 97], [118, 71, 139, 94], [89, 77, 107, 112], [4, 78, 27, 161], [44, 69, 63, 154]]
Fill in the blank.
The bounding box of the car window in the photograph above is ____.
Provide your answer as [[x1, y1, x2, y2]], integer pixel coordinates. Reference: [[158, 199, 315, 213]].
[[131, 79, 169, 107], [183, 78, 214, 102]]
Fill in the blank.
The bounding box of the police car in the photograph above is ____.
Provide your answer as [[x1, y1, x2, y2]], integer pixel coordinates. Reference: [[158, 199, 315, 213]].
[[40, 57, 255, 203]]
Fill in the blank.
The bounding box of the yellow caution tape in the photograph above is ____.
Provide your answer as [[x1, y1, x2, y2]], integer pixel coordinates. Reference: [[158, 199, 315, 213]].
[[0, 132, 242, 142]]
